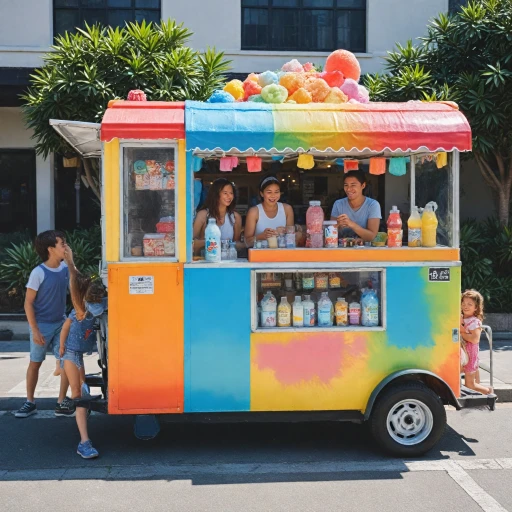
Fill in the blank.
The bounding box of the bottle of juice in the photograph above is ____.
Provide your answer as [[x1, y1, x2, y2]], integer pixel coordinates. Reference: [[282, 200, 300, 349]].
[[387, 206, 403, 247], [361, 286, 379, 327], [318, 292, 333, 327], [335, 298, 348, 326], [302, 295, 316, 327], [277, 297, 291, 327], [205, 218, 222, 262], [421, 201, 438, 247], [349, 302, 361, 325], [306, 200, 324, 248], [407, 206, 422, 247], [260, 291, 277, 328], [292, 296, 304, 327]]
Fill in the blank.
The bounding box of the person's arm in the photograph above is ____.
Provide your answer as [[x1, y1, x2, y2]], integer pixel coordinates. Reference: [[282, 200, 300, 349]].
[[460, 327, 482, 345], [349, 217, 380, 242], [59, 317, 72, 358], [283, 203, 295, 227], [64, 245, 79, 279], [245, 206, 272, 245], [25, 289, 44, 346], [192, 210, 207, 254]]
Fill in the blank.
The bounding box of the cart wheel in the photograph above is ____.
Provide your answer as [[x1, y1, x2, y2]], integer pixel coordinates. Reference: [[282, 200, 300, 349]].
[[369, 381, 446, 457]]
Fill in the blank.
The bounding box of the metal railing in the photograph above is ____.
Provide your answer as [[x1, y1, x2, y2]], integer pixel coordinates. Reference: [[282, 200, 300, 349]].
[[481, 325, 494, 389]]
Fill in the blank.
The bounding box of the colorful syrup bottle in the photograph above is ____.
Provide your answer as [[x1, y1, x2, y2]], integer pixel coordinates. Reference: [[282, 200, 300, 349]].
[[387, 206, 403, 247], [421, 201, 438, 247], [407, 206, 422, 247]]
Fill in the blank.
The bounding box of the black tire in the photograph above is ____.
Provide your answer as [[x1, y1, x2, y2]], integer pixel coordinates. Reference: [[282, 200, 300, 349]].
[[369, 381, 446, 457]]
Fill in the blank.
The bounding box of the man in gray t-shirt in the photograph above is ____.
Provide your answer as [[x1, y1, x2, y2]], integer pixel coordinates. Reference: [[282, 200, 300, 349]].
[[331, 196, 382, 238]]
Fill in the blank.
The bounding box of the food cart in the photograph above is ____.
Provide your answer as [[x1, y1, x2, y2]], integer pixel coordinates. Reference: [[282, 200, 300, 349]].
[[51, 98, 496, 456]]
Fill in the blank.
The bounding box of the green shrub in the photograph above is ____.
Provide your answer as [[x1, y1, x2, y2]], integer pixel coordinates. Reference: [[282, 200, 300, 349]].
[[0, 231, 32, 262], [0, 225, 102, 299], [460, 218, 512, 313]]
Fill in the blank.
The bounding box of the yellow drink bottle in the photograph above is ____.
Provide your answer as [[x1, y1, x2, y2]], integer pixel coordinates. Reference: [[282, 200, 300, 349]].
[[407, 206, 422, 247], [421, 202, 438, 247]]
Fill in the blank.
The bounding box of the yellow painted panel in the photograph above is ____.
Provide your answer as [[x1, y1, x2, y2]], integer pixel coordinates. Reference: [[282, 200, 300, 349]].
[[104, 139, 120, 262], [178, 139, 186, 262]]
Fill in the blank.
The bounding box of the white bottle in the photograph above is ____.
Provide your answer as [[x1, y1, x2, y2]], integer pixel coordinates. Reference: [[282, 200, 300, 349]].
[[205, 218, 221, 263], [260, 291, 277, 328], [302, 295, 315, 327], [318, 292, 333, 327], [292, 296, 303, 327]]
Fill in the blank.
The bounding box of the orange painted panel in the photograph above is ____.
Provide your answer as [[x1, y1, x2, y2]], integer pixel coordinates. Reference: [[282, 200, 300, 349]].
[[108, 263, 184, 414], [248, 248, 459, 263]]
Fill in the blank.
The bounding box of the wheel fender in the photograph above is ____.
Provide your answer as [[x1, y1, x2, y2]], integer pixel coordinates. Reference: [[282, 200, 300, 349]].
[[363, 370, 459, 420]]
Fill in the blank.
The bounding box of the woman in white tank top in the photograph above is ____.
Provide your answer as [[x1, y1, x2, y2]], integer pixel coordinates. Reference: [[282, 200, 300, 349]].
[[245, 176, 294, 246], [193, 178, 242, 256]]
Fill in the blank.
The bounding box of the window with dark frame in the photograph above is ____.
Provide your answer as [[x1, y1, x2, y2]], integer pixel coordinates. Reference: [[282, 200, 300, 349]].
[[53, 0, 161, 37], [241, 0, 366, 53]]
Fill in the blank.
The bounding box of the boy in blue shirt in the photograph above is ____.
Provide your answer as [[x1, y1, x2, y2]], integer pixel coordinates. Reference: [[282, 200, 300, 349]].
[[15, 230, 78, 418]]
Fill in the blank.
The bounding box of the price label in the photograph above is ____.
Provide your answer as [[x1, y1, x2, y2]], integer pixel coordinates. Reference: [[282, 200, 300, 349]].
[[129, 276, 154, 294], [428, 268, 450, 282]]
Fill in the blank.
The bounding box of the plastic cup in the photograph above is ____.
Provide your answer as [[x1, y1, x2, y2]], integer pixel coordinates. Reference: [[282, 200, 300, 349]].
[[268, 236, 278, 249]]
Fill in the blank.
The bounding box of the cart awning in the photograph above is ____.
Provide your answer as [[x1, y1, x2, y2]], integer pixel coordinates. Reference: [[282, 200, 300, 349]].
[[49, 119, 101, 158], [100, 101, 185, 142], [185, 100, 472, 155]]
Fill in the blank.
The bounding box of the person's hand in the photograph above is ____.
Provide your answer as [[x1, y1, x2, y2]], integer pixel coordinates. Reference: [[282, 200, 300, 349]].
[[64, 245, 74, 265], [263, 228, 278, 239], [337, 214, 355, 229], [32, 329, 45, 346], [59, 345, 65, 358]]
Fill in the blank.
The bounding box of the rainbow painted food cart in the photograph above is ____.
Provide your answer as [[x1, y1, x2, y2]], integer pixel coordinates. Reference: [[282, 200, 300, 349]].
[[51, 99, 496, 456]]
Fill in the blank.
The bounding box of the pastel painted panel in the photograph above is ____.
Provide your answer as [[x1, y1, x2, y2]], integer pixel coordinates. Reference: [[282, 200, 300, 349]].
[[184, 267, 251, 412]]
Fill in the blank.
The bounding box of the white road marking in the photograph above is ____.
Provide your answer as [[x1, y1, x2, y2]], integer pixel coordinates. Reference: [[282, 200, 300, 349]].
[[446, 461, 509, 512]]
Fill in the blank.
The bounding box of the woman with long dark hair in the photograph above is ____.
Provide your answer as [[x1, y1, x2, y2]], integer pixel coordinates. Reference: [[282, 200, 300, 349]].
[[193, 178, 242, 254], [244, 175, 294, 246]]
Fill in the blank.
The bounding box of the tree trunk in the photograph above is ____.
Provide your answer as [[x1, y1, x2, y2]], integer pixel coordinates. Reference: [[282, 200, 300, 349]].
[[474, 152, 511, 226], [82, 157, 101, 200]]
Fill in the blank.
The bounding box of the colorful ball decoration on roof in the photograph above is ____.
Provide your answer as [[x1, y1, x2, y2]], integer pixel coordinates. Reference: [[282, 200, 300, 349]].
[[206, 49, 370, 105]]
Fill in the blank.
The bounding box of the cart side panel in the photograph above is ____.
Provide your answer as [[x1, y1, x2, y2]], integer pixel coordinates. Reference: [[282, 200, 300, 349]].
[[250, 266, 461, 412], [184, 267, 251, 412], [108, 263, 184, 414]]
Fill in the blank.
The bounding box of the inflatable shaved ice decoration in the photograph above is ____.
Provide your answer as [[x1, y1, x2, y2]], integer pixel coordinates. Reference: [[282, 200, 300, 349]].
[[323, 88, 348, 104], [243, 79, 262, 101], [211, 49, 368, 105], [318, 70, 345, 88], [258, 70, 279, 87], [223, 79, 244, 100], [261, 84, 289, 104], [289, 88, 312, 104], [207, 90, 235, 103], [281, 59, 304, 73], [279, 73, 306, 95], [127, 89, 147, 101], [340, 78, 360, 100], [304, 78, 330, 103], [325, 49, 361, 82]]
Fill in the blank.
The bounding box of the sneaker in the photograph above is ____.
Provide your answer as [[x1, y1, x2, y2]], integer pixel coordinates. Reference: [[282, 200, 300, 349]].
[[77, 440, 99, 459], [15, 401, 37, 418], [55, 397, 76, 417]]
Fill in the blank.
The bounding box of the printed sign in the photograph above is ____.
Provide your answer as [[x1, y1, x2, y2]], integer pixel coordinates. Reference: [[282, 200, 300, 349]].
[[428, 268, 450, 282], [129, 276, 154, 295]]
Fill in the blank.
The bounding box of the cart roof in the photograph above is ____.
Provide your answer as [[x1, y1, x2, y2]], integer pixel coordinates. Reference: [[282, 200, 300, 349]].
[[185, 100, 472, 156], [100, 100, 185, 142]]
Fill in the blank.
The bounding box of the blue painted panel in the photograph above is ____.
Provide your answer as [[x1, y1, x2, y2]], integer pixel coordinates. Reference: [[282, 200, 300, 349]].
[[185, 100, 275, 152], [386, 267, 434, 349], [184, 267, 252, 412]]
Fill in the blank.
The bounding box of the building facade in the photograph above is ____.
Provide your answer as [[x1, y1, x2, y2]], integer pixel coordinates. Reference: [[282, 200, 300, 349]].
[[0, 0, 493, 233]]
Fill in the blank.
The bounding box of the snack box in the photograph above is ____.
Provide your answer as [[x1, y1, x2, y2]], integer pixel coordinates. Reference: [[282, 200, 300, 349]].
[[156, 221, 175, 233], [143, 234, 165, 257]]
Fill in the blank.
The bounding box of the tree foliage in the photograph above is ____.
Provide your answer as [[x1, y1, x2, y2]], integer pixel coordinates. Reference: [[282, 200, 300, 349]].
[[21, 20, 231, 196], [364, 0, 512, 224]]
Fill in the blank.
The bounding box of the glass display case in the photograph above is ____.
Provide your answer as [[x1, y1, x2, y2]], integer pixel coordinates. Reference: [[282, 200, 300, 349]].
[[122, 144, 177, 260], [252, 268, 385, 332]]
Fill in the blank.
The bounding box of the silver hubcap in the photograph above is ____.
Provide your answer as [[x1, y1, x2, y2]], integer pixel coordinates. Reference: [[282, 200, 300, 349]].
[[386, 399, 434, 446]]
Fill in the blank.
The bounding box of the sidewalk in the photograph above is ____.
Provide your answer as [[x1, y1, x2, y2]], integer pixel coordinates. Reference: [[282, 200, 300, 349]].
[[1, 320, 511, 403]]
